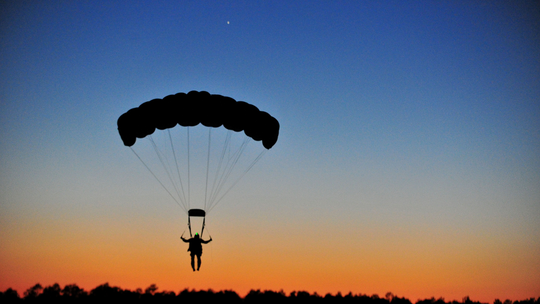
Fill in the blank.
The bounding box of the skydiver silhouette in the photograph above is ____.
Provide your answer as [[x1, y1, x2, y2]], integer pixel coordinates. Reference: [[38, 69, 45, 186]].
[[180, 233, 212, 271]]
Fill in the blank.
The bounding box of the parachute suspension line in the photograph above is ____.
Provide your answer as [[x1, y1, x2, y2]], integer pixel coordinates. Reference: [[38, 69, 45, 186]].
[[168, 129, 187, 205], [181, 229, 186, 238], [210, 136, 250, 205], [207, 149, 266, 214], [201, 217, 206, 237], [129, 147, 187, 213], [187, 216, 205, 238], [207, 137, 253, 212], [207, 135, 247, 207], [207, 130, 232, 206], [204, 128, 212, 211], [186, 127, 190, 209], [148, 136, 188, 211], [204, 225, 212, 239], [188, 216, 192, 237]]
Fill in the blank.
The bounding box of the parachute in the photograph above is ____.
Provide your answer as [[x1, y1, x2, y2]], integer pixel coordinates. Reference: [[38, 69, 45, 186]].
[[118, 91, 279, 236], [118, 90, 279, 149]]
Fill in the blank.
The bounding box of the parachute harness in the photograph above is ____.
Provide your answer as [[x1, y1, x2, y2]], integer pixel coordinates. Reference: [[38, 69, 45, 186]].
[[130, 147, 186, 212], [188, 214, 205, 237]]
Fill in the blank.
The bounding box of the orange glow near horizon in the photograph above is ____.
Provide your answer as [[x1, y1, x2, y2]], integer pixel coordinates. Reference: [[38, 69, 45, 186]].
[[1, 210, 538, 302]]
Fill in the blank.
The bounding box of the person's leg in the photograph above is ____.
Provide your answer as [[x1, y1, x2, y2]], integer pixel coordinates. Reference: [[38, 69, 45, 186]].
[[196, 254, 201, 270], [190, 254, 195, 271]]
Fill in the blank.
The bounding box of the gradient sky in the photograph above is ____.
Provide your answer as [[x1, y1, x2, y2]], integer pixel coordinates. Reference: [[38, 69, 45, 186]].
[[1, 0, 539, 302]]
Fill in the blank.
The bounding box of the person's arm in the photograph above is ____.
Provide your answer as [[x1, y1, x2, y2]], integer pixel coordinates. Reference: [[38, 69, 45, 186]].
[[180, 237, 189, 242], [202, 238, 212, 244]]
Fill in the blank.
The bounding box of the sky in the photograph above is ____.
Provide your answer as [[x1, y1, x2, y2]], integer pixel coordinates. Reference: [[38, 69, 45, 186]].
[[1, 0, 539, 301]]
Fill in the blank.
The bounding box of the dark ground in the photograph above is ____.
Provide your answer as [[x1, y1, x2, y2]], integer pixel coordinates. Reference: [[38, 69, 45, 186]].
[[1, 283, 538, 304]]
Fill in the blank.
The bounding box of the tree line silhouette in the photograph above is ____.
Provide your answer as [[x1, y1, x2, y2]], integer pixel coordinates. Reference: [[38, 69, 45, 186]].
[[1, 283, 538, 304]]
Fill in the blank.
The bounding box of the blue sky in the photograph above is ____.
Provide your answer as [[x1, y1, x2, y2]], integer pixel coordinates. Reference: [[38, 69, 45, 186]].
[[1, 0, 539, 300]]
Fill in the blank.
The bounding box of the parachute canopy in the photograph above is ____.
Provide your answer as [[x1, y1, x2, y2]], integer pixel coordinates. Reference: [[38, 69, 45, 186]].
[[117, 90, 280, 149]]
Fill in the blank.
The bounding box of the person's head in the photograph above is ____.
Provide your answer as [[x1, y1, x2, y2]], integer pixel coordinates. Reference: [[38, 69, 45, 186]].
[[194, 233, 200, 239]]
